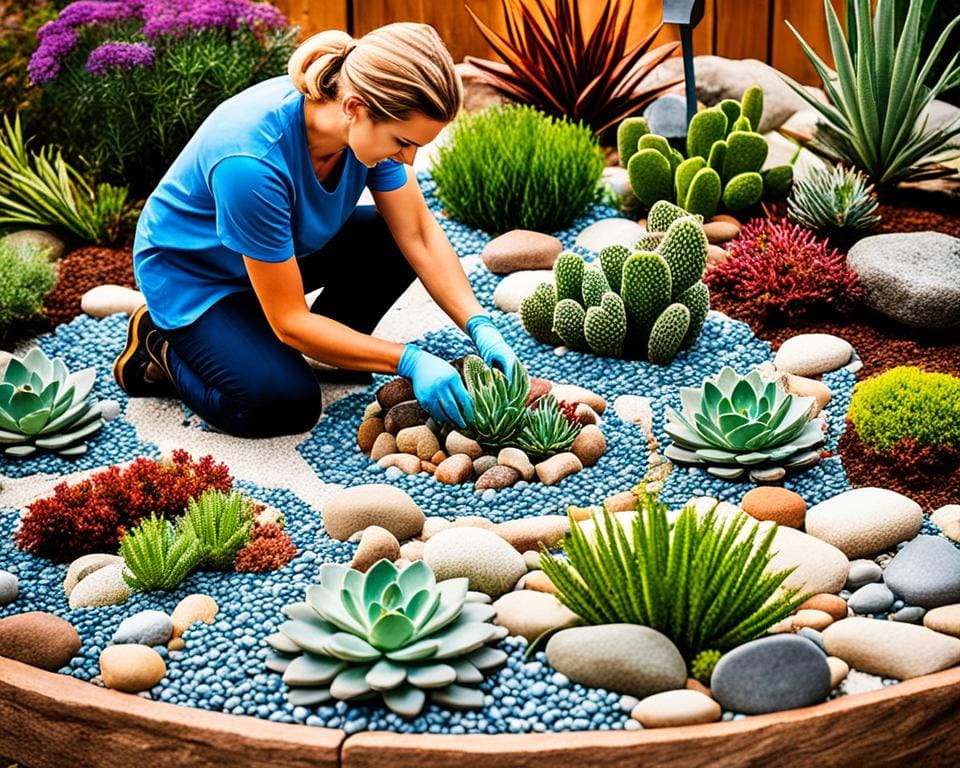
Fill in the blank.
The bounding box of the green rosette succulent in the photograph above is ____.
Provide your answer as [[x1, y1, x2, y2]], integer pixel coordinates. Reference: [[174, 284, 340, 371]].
[[664, 366, 825, 480], [265, 559, 508, 718], [461, 355, 530, 450], [515, 394, 581, 460], [0, 346, 106, 457]]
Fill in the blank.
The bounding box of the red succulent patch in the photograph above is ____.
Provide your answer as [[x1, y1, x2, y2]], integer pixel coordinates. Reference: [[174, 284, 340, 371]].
[[234, 523, 297, 573]]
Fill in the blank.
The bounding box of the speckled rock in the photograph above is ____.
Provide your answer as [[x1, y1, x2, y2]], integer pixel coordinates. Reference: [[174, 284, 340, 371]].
[[0, 611, 81, 671], [847, 583, 895, 614], [573, 403, 601, 426], [111, 610, 174, 647], [711, 635, 832, 714], [573, 218, 646, 253], [784, 374, 832, 417], [931, 505, 960, 542], [827, 656, 849, 689], [546, 624, 686, 699], [526, 377, 553, 406], [822, 617, 960, 679], [362, 401, 382, 420], [493, 270, 554, 312], [767, 527, 850, 595], [81, 284, 145, 318], [1, 228, 65, 260], [612, 395, 653, 434], [384, 400, 430, 434], [420, 517, 453, 540], [923, 605, 960, 638], [476, 465, 521, 491], [0, 571, 18, 607], [882, 535, 960, 609], [570, 425, 606, 468], [68, 563, 132, 609], [805, 488, 923, 558], [444, 432, 483, 459], [171, 594, 219, 638], [497, 447, 535, 481], [423, 527, 527, 597], [798, 594, 849, 621], [398, 540, 425, 562], [522, 569, 557, 594], [356, 417, 385, 455], [350, 526, 401, 572], [604, 491, 638, 513], [549, 384, 607, 414], [481, 230, 563, 274], [63, 553, 124, 598], [492, 590, 580, 641], [740, 487, 806, 529], [370, 433, 398, 461], [395, 425, 440, 461], [493, 515, 570, 553], [100, 644, 166, 692], [773, 334, 854, 376], [472, 455, 499, 477], [322, 484, 425, 541], [376, 378, 414, 410], [703, 220, 740, 244], [535, 452, 583, 485], [630, 689, 721, 727], [435, 454, 474, 484], [450, 516, 497, 531]]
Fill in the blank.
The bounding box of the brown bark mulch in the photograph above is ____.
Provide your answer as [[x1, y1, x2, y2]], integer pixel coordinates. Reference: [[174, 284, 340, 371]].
[[42, 245, 136, 328]]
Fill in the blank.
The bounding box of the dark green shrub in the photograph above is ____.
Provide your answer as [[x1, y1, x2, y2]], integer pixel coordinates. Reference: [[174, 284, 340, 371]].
[[431, 104, 605, 234]]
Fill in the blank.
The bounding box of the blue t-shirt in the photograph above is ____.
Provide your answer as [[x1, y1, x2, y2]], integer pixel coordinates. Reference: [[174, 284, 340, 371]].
[[133, 75, 408, 330]]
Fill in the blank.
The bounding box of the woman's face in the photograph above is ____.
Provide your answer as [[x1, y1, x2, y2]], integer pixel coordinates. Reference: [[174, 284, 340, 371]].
[[344, 96, 447, 168]]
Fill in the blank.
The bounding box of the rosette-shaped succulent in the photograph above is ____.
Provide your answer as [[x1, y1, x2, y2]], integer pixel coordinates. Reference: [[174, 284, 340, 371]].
[[664, 366, 825, 481], [265, 559, 507, 717], [0, 346, 106, 457], [461, 355, 530, 450]]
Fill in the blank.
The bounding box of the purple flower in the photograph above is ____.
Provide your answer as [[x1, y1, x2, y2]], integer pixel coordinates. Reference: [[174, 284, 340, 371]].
[[242, 3, 288, 30], [142, 0, 288, 39], [85, 41, 155, 75], [57, 1, 143, 28], [29, 25, 79, 83]]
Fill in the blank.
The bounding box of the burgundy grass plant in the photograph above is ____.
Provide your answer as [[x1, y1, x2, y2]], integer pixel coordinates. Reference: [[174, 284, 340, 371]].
[[464, 0, 682, 136], [704, 217, 863, 325]]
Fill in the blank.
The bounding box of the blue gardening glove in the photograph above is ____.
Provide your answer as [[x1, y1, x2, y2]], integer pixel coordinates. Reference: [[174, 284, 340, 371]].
[[397, 344, 474, 428], [466, 314, 521, 381]]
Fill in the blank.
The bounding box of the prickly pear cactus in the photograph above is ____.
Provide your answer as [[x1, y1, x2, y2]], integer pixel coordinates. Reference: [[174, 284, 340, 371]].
[[554, 251, 586, 302], [648, 303, 691, 364], [553, 298, 587, 350], [520, 282, 562, 345], [584, 292, 627, 357], [581, 267, 610, 307]]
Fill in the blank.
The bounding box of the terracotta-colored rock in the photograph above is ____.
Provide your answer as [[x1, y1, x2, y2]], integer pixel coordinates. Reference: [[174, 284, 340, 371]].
[[784, 373, 833, 416], [604, 491, 637, 513], [421, 461, 437, 474], [376, 377, 414, 410], [476, 465, 521, 491], [435, 453, 474, 484], [535, 452, 583, 485], [369, 432, 398, 461], [497, 447, 535, 481], [792, 608, 834, 631], [924, 604, 960, 638], [704, 219, 741, 244], [167, 637, 185, 651], [350, 526, 401, 572], [570, 425, 606, 468], [573, 403, 600, 426], [526, 377, 553, 407], [741, 486, 806, 529], [444, 432, 483, 459], [396, 425, 440, 461], [494, 515, 570, 552], [798, 593, 849, 621], [356, 417, 385, 455], [523, 570, 557, 594], [171, 595, 218, 638], [481, 229, 564, 274], [100, 644, 166, 692], [550, 384, 606, 414], [450, 515, 497, 531], [430, 450, 447, 465], [0, 611, 81, 671], [685, 678, 713, 698], [384, 400, 429, 434]]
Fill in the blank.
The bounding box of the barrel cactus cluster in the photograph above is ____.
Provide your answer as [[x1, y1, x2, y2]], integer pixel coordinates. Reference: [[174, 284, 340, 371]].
[[519, 201, 709, 364], [619, 85, 793, 218]]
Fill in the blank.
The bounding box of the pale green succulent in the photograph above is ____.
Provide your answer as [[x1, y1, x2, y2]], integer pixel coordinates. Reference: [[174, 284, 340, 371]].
[[0, 346, 105, 457], [516, 395, 581, 460], [461, 355, 530, 450], [664, 366, 825, 480], [265, 559, 507, 717]]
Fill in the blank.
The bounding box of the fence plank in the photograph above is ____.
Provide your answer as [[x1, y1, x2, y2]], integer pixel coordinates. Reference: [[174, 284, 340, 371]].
[[772, 0, 844, 86], [274, 0, 348, 39]]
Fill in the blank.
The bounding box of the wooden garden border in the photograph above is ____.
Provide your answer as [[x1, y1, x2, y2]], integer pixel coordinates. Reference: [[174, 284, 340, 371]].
[[3, 655, 960, 767]]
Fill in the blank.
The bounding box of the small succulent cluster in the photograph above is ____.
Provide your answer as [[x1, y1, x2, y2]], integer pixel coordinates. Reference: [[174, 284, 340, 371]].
[[619, 85, 793, 218], [266, 560, 507, 717], [0, 346, 107, 458], [664, 366, 825, 481], [515, 395, 582, 461], [520, 201, 709, 364], [787, 163, 880, 235]]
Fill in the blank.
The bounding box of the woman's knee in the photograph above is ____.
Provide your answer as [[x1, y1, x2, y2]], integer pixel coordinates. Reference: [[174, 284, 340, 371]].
[[218, 373, 322, 437]]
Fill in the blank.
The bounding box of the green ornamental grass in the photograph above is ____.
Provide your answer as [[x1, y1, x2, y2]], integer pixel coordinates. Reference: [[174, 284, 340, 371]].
[[119, 513, 204, 592], [0, 240, 58, 338], [540, 490, 809, 660], [848, 366, 960, 452], [431, 104, 605, 234], [184, 489, 255, 570]]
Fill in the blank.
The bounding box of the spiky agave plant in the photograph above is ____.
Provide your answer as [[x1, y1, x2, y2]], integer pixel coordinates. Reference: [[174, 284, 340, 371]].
[[461, 355, 530, 450], [539, 490, 810, 660], [265, 559, 507, 717], [787, 163, 880, 234], [183, 489, 255, 571], [515, 394, 581, 460], [119, 513, 203, 592]]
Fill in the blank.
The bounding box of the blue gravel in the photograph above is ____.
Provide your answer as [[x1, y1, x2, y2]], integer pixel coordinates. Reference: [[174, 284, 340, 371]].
[[0, 172, 873, 733]]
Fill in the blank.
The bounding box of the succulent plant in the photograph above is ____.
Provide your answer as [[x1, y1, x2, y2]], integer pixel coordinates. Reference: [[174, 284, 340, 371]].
[[184, 489, 255, 571], [516, 395, 581, 460], [461, 355, 530, 450], [519, 204, 709, 364], [0, 346, 107, 458], [787, 163, 880, 234], [265, 559, 507, 717], [664, 366, 826, 480], [120, 512, 204, 592]]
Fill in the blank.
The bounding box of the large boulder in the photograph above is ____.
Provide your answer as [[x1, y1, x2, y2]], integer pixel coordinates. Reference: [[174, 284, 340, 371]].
[[846, 232, 960, 328], [322, 484, 425, 541]]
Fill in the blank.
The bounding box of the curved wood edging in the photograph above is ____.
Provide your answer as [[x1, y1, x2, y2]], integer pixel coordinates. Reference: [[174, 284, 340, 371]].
[[3, 656, 960, 768]]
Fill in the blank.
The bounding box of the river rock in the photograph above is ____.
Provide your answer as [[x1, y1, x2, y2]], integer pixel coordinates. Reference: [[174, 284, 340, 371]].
[[791, 609, 834, 631], [604, 491, 638, 513], [784, 374, 832, 416], [384, 401, 430, 434], [376, 378, 414, 410], [445, 431, 483, 459], [798, 593, 848, 621], [323, 484, 425, 541], [171, 594, 218, 638], [574, 218, 646, 253], [827, 656, 849, 689], [493, 270, 555, 313], [932, 505, 960, 541], [711, 635, 831, 714], [549, 384, 607, 414], [569, 425, 606, 468], [493, 516, 570, 553], [767, 527, 850, 595], [423, 527, 527, 597], [112, 610, 174, 647], [631, 689, 722, 728], [1, 229, 66, 260], [100, 644, 166, 692], [63, 553, 124, 597], [475, 465, 520, 491], [526, 377, 553, 407], [369, 432, 398, 461], [450, 515, 497, 532], [350, 526, 401, 573], [846, 232, 960, 328], [923, 605, 960, 638], [522, 570, 557, 594], [612, 395, 653, 435], [80, 285, 145, 318], [481, 230, 563, 274], [643, 92, 688, 139], [0, 611, 81, 671], [822, 617, 960, 679], [356, 417, 385, 455], [68, 563, 132, 609], [396, 425, 440, 461], [882, 535, 960, 608], [740, 487, 806, 529], [420, 517, 452, 539], [847, 583, 895, 614], [471, 455, 497, 476], [546, 624, 686, 698], [398, 540, 425, 562], [804, 487, 923, 558], [535, 452, 583, 485], [435, 454, 475, 484], [703, 220, 740, 244], [492, 591, 580, 641], [846, 559, 883, 590], [773, 334, 854, 376], [0, 571, 18, 606]]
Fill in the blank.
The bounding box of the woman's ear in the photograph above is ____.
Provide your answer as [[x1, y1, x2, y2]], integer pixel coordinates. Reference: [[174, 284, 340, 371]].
[[341, 93, 366, 122]]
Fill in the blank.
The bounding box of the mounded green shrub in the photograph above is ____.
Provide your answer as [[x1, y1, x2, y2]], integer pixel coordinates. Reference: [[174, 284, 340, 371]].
[[432, 104, 605, 234], [0, 240, 58, 341], [848, 367, 960, 452]]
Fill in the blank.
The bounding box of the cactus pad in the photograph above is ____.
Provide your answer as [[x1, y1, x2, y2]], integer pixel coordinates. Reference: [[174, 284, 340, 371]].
[[677, 280, 710, 348], [617, 117, 650, 167], [584, 292, 628, 357], [599, 244, 631, 293], [675, 157, 706, 209], [627, 148, 674, 207], [647, 200, 689, 233], [520, 282, 562, 345], [554, 251, 585, 302], [718, 99, 741, 131], [722, 172, 764, 210], [638, 133, 673, 162], [647, 303, 691, 364], [683, 167, 722, 220], [658, 216, 709, 299], [582, 267, 611, 307], [740, 85, 764, 135], [621, 251, 671, 329], [762, 165, 794, 198], [687, 109, 728, 160], [707, 140, 727, 172], [552, 299, 588, 350], [723, 132, 768, 181]]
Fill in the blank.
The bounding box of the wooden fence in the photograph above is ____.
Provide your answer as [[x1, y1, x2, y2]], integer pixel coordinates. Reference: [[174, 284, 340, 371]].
[[272, 0, 845, 85]]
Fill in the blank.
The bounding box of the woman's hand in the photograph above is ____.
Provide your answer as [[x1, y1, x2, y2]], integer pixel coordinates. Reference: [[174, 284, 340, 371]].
[[397, 344, 474, 428], [465, 314, 521, 380]]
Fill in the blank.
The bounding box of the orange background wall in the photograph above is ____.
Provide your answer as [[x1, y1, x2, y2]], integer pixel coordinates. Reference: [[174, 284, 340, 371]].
[[273, 0, 844, 85]]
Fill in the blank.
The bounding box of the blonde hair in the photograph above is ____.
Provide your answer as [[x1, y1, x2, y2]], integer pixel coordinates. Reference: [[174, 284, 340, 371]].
[[288, 23, 462, 123]]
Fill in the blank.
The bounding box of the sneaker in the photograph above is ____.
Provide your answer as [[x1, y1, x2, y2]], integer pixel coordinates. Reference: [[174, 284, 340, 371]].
[[113, 305, 177, 397]]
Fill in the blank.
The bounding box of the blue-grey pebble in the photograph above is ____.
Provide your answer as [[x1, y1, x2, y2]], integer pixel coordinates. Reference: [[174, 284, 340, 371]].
[[882, 535, 960, 608], [796, 627, 824, 651], [845, 559, 882, 590], [111, 610, 174, 646], [642, 93, 688, 138], [710, 635, 832, 715], [847, 582, 895, 614], [0, 570, 18, 606], [889, 606, 927, 624]]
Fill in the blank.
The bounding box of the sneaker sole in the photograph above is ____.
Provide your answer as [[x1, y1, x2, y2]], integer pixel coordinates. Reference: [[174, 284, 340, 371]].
[[112, 304, 151, 394]]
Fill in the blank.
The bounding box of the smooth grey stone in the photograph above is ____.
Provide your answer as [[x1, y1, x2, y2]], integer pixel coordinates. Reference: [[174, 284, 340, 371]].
[[0, 571, 18, 607], [889, 606, 927, 624], [846, 559, 883, 590], [883, 535, 960, 609], [796, 627, 825, 652], [111, 610, 174, 646], [848, 583, 895, 614], [643, 93, 689, 138]]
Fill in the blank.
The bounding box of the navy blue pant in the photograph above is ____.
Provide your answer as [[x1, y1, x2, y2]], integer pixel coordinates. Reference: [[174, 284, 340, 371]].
[[160, 206, 416, 437]]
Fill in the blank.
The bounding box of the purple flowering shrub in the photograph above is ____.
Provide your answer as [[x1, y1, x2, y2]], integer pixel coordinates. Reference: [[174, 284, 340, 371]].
[[29, 0, 296, 193]]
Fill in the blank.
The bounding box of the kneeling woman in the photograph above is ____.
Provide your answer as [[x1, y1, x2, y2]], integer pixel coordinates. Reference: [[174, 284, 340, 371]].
[[114, 22, 519, 436]]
